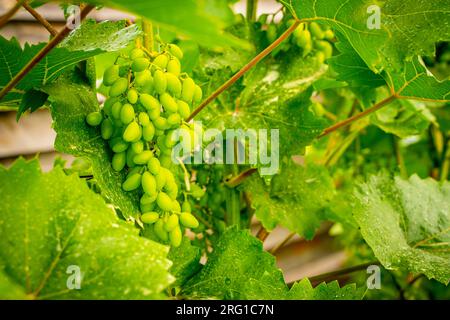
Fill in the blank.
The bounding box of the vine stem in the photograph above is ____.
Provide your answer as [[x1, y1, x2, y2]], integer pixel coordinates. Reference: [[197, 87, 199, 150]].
[[22, 1, 57, 36], [288, 261, 380, 286], [224, 167, 257, 187], [0, 4, 95, 102], [142, 20, 154, 51], [246, 0, 257, 22], [318, 94, 397, 139], [256, 225, 269, 242], [393, 135, 407, 178], [0, 0, 26, 29], [186, 19, 301, 121]]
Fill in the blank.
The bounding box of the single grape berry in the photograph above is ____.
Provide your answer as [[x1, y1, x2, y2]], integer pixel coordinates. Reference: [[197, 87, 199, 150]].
[[109, 77, 128, 97], [122, 173, 142, 191], [103, 65, 120, 86], [141, 212, 160, 224], [142, 171, 157, 195], [157, 192, 174, 211], [180, 212, 199, 228], [86, 112, 103, 126]]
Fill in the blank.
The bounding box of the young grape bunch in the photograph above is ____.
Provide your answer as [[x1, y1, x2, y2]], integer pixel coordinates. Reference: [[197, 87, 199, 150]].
[[264, 17, 335, 62], [85, 42, 202, 247]]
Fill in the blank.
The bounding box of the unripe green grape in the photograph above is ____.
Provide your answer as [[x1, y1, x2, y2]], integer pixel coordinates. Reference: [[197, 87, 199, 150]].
[[134, 150, 153, 165], [132, 57, 150, 72], [169, 226, 182, 247], [103, 65, 120, 86], [177, 100, 191, 119], [167, 58, 181, 76], [148, 157, 161, 175], [120, 103, 135, 125], [293, 23, 306, 38], [109, 77, 128, 97], [142, 122, 155, 141], [172, 200, 181, 213], [180, 212, 199, 228], [147, 107, 161, 120], [122, 172, 141, 191], [193, 85, 202, 103], [135, 69, 153, 87], [123, 121, 141, 142], [160, 155, 173, 169], [142, 171, 157, 195], [190, 183, 205, 199], [111, 152, 126, 171], [155, 172, 167, 191], [141, 193, 157, 206], [86, 112, 103, 126], [167, 113, 181, 126], [168, 44, 183, 60], [153, 117, 169, 130], [302, 42, 313, 57], [153, 54, 169, 69], [141, 202, 156, 213], [157, 192, 173, 211], [155, 129, 164, 137], [140, 94, 160, 111], [154, 70, 167, 95], [181, 201, 191, 213], [125, 166, 142, 180], [309, 22, 324, 39], [316, 51, 326, 64], [181, 78, 195, 102], [165, 182, 178, 200], [324, 29, 335, 40], [164, 131, 178, 148], [165, 73, 182, 97], [315, 40, 333, 58], [141, 212, 159, 224], [165, 214, 179, 232], [160, 93, 178, 113], [111, 101, 122, 119], [103, 97, 117, 117], [154, 219, 169, 242], [162, 167, 176, 185], [111, 138, 129, 153], [101, 118, 113, 140], [126, 147, 137, 168], [130, 48, 145, 60], [127, 89, 138, 104], [131, 140, 144, 154], [295, 29, 311, 48], [138, 112, 150, 126]]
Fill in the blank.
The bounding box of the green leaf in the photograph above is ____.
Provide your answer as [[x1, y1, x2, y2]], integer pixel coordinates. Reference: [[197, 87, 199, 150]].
[[168, 238, 202, 287], [289, 0, 450, 73], [243, 161, 335, 239], [354, 174, 450, 284], [181, 228, 362, 300], [0, 158, 173, 299], [371, 99, 436, 138], [181, 228, 289, 299], [42, 71, 140, 220], [288, 0, 450, 102], [202, 50, 328, 168], [0, 20, 140, 109], [90, 0, 248, 49], [288, 279, 364, 300], [17, 89, 49, 120]]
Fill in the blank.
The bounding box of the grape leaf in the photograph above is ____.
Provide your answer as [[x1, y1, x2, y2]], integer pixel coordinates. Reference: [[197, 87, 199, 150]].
[[181, 228, 362, 299], [42, 71, 140, 220], [87, 0, 248, 49], [0, 158, 173, 299], [167, 238, 202, 287], [371, 99, 436, 138], [243, 161, 335, 239], [288, 279, 365, 300], [181, 227, 291, 299], [0, 20, 140, 110], [202, 50, 328, 171], [289, 0, 450, 73], [354, 174, 450, 284]]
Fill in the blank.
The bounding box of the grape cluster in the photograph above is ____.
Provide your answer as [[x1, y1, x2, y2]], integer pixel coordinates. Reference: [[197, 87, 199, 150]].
[[264, 18, 334, 62], [85, 43, 201, 247]]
